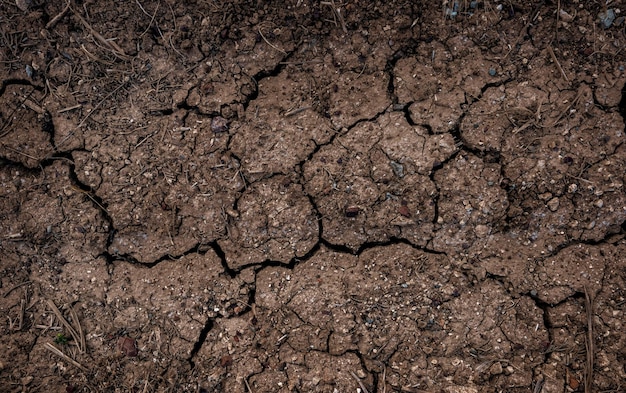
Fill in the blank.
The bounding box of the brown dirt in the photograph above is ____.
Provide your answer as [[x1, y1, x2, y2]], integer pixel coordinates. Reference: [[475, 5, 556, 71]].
[[1, 1, 626, 392]]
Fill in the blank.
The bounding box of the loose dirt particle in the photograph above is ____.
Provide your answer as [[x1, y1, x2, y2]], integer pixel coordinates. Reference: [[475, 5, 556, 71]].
[[117, 336, 138, 357]]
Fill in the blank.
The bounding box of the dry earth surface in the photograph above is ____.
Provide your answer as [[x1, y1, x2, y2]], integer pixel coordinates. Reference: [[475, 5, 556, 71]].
[[1, 0, 626, 392]]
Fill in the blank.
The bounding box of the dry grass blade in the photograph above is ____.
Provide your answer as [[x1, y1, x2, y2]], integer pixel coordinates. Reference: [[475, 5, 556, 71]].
[[533, 378, 544, 393], [46, 0, 71, 30], [46, 300, 85, 353], [43, 343, 87, 371], [244, 377, 253, 393], [3, 281, 31, 297], [257, 27, 286, 54], [547, 45, 569, 82], [350, 371, 370, 393], [72, 8, 129, 60], [321, 0, 348, 33], [584, 286, 594, 393], [69, 306, 86, 354]]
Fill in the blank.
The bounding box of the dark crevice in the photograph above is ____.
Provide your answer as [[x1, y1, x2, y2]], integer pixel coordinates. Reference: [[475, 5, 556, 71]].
[[296, 89, 392, 173], [102, 243, 203, 268], [188, 317, 215, 368], [428, 134, 462, 226], [531, 228, 626, 263], [63, 152, 117, 249], [41, 111, 56, 149], [619, 80, 626, 121], [529, 295, 552, 362], [234, 242, 322, 273], [527, 290, 587, 362], [241, 53, 293, 111], [0, 79, 43, 95], [320, 238, 356, 254], [176, 101, 198, 112], [148, 108, 174, 116], [401, 102, 416, 125], [321, 236, 445, 257], [0, 157, 42, 174], [207, 241, 237, 278], [347, 349, 378, 393]]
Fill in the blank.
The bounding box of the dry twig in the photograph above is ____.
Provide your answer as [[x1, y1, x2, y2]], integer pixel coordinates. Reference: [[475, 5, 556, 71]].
[[72, 8, 129, 60], [46, 0, 71, 30], [43, 343, 87, 371], [257, 26, 286, 54], [244, 378, 253, 393], [350, 371, 370, 393], [547, 45, 569, 82], [46, 300, 85, 353], [321, 0, 348, 33]]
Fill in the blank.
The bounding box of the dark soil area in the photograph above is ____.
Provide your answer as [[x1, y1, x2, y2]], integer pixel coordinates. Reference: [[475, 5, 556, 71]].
[[1, 0, 625, 392]]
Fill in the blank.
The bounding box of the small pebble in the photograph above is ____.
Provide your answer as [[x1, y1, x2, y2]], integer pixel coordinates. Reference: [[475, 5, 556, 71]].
[[390, 161, 404, 178], [345, 206, 360, 218], [489, 361, 503, 375], [559, 9, 574, 23], [599, 9, 616, 29], [211, 116, 229, 133], [547, 197, 559, 212], [488, 68, 497, 76]]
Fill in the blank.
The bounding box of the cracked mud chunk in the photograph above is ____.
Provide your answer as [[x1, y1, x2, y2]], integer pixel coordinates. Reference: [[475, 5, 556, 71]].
[[230, 71, 334, 180], [304, 112, 456, 250], [218, 176, 319, 269], [432, 153, 508, 253]]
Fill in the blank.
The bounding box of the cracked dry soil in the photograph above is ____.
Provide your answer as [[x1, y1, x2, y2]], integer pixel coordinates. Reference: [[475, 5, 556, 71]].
[[1, 1, 626, 392]]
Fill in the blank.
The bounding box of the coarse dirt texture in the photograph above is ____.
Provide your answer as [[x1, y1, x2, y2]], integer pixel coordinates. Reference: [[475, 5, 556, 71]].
[[1, 0, 626, 392]]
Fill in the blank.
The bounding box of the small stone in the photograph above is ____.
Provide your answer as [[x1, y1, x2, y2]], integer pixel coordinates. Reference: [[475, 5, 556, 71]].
[[488, 68, 497, 76], [594, 199, 604, 208], [15, 0, 31, 11], [559, 9, 574, 23], [539, 192, 552, 201], [568, 183, 578, 193], [390, 161, 404, 178], [474, 224, 490, 238], [547, 197, 559, 212], [345, 206, 360, 218], [211, 116, 229, 133], [599, 9, 616, 29], [489, 361, 503, 375]]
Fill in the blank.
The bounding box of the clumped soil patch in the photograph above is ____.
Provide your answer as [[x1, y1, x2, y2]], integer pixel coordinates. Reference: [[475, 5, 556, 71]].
[[1, 1, 625, 392]]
